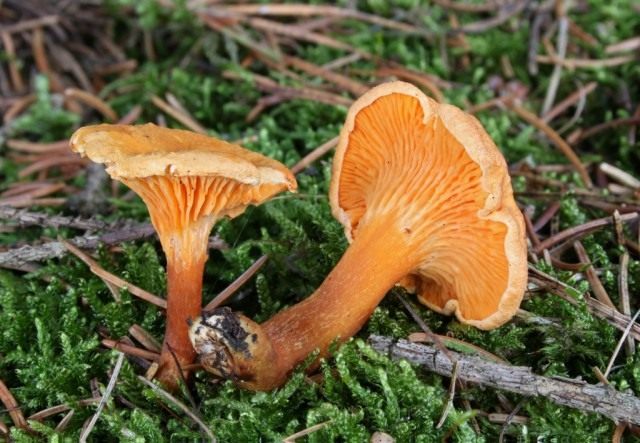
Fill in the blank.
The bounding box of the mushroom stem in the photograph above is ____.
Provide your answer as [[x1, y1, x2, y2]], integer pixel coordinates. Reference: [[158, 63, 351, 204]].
[[155, 217, 216, 389], [191, 215, 416, 390]]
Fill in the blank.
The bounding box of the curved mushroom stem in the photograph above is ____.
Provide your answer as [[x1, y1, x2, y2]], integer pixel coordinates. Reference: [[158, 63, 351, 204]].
[[155, 217, 216, 390], [190, 215, 416, 390]]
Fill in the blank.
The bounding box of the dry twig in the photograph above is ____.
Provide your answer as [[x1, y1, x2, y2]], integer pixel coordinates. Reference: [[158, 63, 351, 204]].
[[7, 139, 69, 154], [577, 117, 640, 142], [436, 361, 459, 428], [222, 70, 352, 107], [606, 37, 640, 54], [534, 212, 638, 253], [541, 15, 568, 115], [151, 95, 207, 134], [29, 398, 100, 422], [453, 0, 528, 34], [283, 420, 332, 442], [573, 241, 614, 308], [102, 339, 160, 362], [508, 102, 593, 187], [55, 410, 75, 433], [64, 88, 118, 121], [0, 207, 107, 231], [369, 336, 640, 424], [203, 255, 268, 312], [542, 81, 596, 123], [376, 66, 446, 103], [529, 266, 640, 341], [498, 400, 526, 442], [532, 201, 561, 232], [618, 252, 635, 356], [599, 163, 640, 190], [62, 240, 167, 309], [137, 376, 216, 442], [0, 220, 226, 270], [291, 136, 340, 174], [604, 310, 640, 379], [79, 352, 125, 443], [408, 332, 508, 364], [0, 379, 29, 430], [283, 55, 368, 96], [216, 4, 429, 36], [3, 94, 36, 123], [536, 54, 636, 69], [0, 15, 59, 34], [129, 325, 162, 353], [1, 31, 25, 92]]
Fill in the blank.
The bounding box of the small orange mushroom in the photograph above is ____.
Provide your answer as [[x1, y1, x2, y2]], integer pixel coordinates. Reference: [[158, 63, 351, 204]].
[[70, 123, 296, 389], [189, 81, 527, 391]]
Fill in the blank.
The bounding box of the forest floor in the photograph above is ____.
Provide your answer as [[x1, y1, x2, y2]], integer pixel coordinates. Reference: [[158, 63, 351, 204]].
[[1, 0, 640, 441]]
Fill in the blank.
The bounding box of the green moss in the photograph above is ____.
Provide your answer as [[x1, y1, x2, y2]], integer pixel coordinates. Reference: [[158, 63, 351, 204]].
[[3, 0, 640, 440], [6, 76, 79, 141]]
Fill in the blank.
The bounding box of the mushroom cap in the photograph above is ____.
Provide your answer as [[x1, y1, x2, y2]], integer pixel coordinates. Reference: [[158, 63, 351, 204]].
[[70, 123, 296, 188], [329, 81, 526, 330], [70, 124, 297, 235]]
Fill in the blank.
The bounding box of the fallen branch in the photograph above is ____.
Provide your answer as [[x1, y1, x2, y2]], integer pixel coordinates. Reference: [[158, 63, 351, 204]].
[[368, 336, 640, 425], [0, 222, 156, 270], [0, 206, 108, 231], [0, 222, 228, 270]]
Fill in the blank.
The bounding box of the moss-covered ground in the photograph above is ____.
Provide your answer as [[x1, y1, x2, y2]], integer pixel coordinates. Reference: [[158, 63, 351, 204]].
[[1, 0, 639, 441]]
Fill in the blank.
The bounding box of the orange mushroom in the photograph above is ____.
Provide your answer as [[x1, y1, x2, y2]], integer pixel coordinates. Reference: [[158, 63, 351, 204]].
[[189, 81, 527, 391], [70, 123, 296, 388]]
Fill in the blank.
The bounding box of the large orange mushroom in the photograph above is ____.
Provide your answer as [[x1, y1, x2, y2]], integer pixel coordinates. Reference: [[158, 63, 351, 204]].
[[70, 123, 296, 388], [189, 81, 527, 391]]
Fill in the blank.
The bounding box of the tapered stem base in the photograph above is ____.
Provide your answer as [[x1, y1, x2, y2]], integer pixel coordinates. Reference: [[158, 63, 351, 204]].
[[156, 256, 205, 390], [191, 215, 416, 390], [155, 218, 214, 390]]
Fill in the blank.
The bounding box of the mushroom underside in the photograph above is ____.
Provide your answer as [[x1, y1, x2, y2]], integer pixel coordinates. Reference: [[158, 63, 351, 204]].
[[337, 92, 516, 323], [124, 175, 286, 236]]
